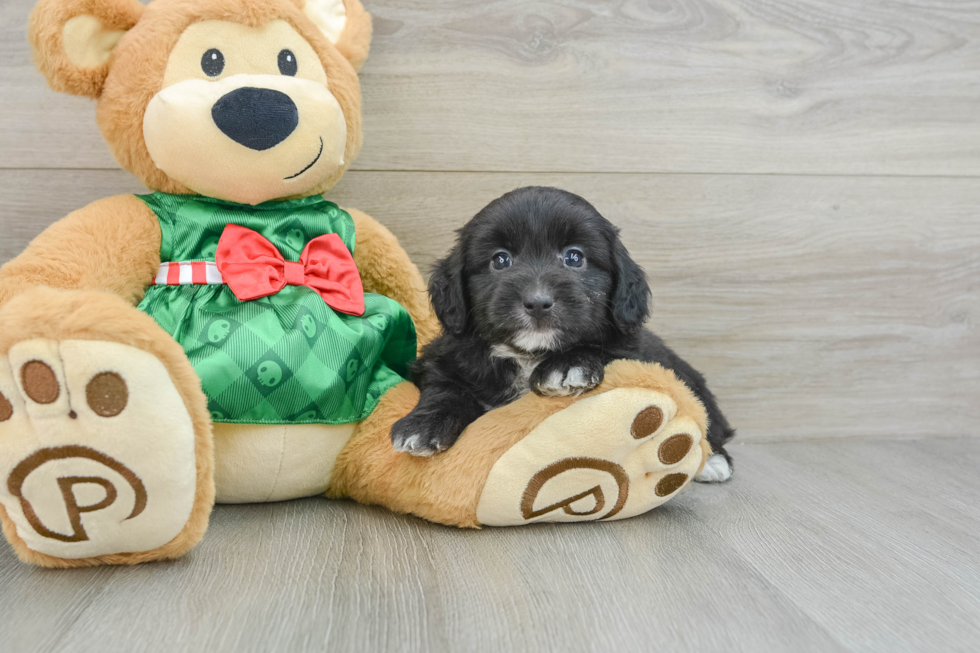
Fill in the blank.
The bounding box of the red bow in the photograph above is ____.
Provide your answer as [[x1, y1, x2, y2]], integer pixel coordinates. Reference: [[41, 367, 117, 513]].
[[215, 224, 365, 316]]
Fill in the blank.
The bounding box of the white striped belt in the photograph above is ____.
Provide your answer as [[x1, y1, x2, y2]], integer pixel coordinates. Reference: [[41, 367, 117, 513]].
[[152, 261, 224, 286]]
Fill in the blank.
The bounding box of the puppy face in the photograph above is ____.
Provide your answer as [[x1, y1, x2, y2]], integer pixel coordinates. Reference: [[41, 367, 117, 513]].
[[430, 187, 651, 352]]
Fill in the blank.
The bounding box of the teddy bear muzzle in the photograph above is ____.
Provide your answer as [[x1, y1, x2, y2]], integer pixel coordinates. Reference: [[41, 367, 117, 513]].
[[143, 74, 347, 205]]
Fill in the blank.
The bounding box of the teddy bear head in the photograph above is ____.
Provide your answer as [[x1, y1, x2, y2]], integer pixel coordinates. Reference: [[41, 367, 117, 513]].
[[29, 0, 372, 205]]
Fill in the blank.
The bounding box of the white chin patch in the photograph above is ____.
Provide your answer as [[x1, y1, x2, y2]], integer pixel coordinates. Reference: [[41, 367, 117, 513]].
[[512, 330, 558, 352]]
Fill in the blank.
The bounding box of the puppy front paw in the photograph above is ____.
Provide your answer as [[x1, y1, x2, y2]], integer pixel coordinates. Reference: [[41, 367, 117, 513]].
[[530, 355, 604, 397], [391, 411, 463, 457]]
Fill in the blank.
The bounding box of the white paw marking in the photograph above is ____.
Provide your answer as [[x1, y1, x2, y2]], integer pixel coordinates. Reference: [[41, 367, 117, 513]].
[[393, 434, 420, 451], [536, 366, 596, 397], [695, 454, 732, 483], [537, 369, 568, 395], [393, 434, 437, 457], [565, 367, 586, 387]]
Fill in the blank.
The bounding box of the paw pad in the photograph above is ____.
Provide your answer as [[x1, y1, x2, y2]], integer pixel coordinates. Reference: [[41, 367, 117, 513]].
[[21, 361, 59, 404], [655, 473, 688, 497], [0, 393, 11, 422], [86, 372, 128, 417], [658, 433, 693, 465], [630, 405, 664, 439]]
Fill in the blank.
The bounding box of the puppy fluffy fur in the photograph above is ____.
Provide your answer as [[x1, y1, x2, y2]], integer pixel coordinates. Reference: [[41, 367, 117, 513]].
[[391, 186, 736, 473]]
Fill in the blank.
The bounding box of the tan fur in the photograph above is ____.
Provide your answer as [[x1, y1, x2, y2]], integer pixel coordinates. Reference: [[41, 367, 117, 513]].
[[91, 0, 365, 196], [0, 195, 161, 308], [329, 0, 371, 71], [0, 287, 214, 567], [348, 208, 441, 351], [30, 0, 370, 197], [328, 360, 711, 527], [28, 0, 144, 98]]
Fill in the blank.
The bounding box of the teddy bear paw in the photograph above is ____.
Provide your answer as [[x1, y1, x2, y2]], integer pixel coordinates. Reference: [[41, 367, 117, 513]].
[[0, 339, 200, 563], [476, 387, 705, 526]]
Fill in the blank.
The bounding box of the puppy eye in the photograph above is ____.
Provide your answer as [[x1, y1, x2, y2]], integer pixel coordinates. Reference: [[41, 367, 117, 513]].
[[563, 248, 585, 268], [491, 251, 512, 270], [201, 49, 225, 77], [278, 49, 298, 76]]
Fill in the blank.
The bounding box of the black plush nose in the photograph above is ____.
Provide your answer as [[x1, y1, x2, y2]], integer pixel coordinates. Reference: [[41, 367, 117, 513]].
[[523, 293, 554, 320], [211, 87, 298, 151]]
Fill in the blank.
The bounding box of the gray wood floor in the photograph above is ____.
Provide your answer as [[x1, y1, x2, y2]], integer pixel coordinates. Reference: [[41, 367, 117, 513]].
[[2, 438, 977, 653], [1, 0, 979, 651]]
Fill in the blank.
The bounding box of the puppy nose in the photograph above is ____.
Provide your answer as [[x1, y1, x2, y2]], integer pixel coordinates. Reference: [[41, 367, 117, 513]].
[[211, 87, 298, 151], [523, 293, 554, 319]]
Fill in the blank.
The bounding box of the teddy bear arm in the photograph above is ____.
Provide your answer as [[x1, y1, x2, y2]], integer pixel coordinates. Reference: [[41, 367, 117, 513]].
[[345, 207, 441, 351], [0, 195, 161, 308], [330, 360, 712, 528]]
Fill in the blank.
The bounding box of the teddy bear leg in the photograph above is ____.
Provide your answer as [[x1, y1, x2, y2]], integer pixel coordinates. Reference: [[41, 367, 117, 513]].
[[0, 288, 214, 567], [328, 360, 710, 527]]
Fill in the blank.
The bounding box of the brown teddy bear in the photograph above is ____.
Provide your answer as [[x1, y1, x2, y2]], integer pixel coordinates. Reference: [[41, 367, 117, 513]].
[[0, 0, 710, 568]]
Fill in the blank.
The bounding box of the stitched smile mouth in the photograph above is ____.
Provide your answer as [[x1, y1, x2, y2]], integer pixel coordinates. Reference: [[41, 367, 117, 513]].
[[284, 137, 324, 180]]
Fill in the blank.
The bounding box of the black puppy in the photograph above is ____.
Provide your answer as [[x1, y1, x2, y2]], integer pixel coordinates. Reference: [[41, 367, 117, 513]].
[[391, 187, 735, 482]]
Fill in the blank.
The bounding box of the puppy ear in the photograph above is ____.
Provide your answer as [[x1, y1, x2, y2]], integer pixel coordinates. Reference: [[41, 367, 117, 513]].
[[429, 245, 469, 336], [611, 239, 651, 333], [301, 0, 372, 71], [28, 0, 143, 99]]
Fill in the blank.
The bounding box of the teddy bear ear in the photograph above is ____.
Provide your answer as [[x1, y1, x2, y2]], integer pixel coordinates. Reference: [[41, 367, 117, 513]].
[[301, 0, 373, 71], [28, 0, 144, 99]]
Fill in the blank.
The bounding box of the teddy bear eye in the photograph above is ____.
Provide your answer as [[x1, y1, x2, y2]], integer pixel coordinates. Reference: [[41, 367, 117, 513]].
[[201, 49, 225, 77], [278, 49, 298, 76]]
